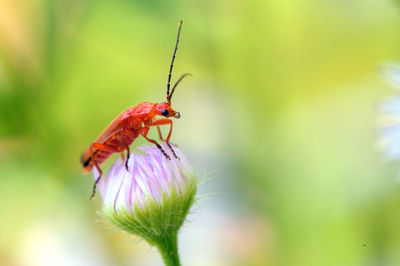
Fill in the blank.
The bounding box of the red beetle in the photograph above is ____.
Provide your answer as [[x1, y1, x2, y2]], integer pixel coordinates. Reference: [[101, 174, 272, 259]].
[[81, 20, 190, 199]]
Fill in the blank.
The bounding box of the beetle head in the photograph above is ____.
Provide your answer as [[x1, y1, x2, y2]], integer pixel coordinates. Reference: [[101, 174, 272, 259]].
[[155, 102, 181, 119]]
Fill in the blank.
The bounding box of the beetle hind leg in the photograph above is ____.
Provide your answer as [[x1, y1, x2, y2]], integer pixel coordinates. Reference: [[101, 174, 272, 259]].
[[89, 142, 121, 200], [89, 145, 103, 200], [91, 172, 102, 201]]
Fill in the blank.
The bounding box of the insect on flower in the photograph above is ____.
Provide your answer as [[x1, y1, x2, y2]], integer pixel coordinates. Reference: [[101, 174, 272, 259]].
[[80, 20, 190, 200]]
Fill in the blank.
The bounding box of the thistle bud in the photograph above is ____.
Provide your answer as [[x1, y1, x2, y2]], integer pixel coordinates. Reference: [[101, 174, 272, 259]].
[[94, 143, 197, 266]]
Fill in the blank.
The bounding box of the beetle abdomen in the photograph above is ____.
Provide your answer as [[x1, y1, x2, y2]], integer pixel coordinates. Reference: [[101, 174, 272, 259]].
[[81, 129, 138, 173]]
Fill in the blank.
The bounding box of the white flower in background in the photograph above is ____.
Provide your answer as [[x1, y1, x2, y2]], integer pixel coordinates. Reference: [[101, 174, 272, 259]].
[[94, 143, 197, 266], [378, 63, 400, 162]]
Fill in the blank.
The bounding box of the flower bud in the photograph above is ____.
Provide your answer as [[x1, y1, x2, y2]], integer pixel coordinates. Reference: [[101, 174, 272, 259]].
[[94, 143, 197, 247]]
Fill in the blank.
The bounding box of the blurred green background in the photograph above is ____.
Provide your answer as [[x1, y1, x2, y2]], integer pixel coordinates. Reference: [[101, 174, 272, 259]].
[[1, 0, 400, 265]]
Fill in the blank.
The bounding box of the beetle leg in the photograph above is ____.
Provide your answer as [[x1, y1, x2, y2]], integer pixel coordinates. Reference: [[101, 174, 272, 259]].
[[89, 142, 122, 200], [150, 119, 180, 160], [157, 125, 178, 147], [141, 127, 171, 160], [157, 126, 164, 141], [89, 144, 102, 201], [119, 133, 131, 172]]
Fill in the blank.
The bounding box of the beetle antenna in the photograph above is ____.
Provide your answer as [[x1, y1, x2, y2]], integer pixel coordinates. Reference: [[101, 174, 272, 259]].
[[167, 20, 183, 101], [168, 73, 192, 102]]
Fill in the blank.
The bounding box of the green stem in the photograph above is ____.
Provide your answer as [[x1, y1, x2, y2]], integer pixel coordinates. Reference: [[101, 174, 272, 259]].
[[155, 235, 181, 266]]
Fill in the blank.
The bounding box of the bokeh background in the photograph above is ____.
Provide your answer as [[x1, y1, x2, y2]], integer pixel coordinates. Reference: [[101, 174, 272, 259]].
[[1, 0, 400, 265]]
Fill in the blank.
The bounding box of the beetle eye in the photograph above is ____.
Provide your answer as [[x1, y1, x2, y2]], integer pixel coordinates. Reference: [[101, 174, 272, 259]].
[[161, 109, 169, 116]]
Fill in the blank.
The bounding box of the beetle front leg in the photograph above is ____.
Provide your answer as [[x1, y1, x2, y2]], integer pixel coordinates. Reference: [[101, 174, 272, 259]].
[[141, 127, 171, 160], [150, 118, 180, 160]]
